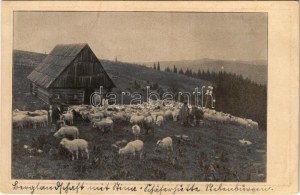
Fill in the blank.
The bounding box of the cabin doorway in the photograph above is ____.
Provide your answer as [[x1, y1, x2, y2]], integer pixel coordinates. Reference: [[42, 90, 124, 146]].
[[84, 88, 95, 104]]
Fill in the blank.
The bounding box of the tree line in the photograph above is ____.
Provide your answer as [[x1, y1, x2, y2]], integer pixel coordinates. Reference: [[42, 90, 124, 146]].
[[159, 64, 267, 130]]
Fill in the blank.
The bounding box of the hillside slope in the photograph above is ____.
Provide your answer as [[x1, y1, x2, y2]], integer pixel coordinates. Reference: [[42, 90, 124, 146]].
[[13, 50, 210, 107], [13, 50, 47, 67], [142, 59, 267, 85], [101, 60, 210, 93]]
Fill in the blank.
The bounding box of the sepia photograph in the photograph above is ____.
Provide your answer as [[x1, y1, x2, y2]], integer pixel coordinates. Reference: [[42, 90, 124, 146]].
[[1, 1, 299, 194], [11, 11, 268, 182]]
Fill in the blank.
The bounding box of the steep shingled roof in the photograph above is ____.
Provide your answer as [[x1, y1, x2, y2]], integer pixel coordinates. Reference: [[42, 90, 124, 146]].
[[27, 43, 88, 88]]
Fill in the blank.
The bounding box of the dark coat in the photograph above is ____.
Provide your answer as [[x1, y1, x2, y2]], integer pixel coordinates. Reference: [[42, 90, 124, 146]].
[[180, 104, 189, 122], [195, 108, 204, 120], [52, 106, 62, 123]]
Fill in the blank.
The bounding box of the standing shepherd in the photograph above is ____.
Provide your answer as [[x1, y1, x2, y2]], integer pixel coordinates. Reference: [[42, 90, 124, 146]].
[[52, 103, 62, 125], [180, 101, 189, 126], [189, 106, 196, 126], [194, 106, 204, 125]]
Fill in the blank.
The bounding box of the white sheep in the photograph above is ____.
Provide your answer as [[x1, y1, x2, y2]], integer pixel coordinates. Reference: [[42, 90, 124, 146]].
[[246, 119, 259, 129], [156, 137, 173, 152], [233, 117, 249, 128], [12, 114, 28, 129], [27, 115, 48, 129], [132, 125, 141, 140], [130, 114, 144, 126], [150, 113, 157, 123], [27, 110, 48, 116], [60, 138, 89, 160], [212, 113, 230, 123], [144, 115, 153, 124], [111, 112, 127, 122], [143, 115, 154, 134], [69, 105, 88, 112], [118, 140, 144, 160], [80, 110, 90, 120], [54, 126, 79, 139], [34, 110, 48, 115], [13, 109, 29, 116], [172, 109, 180, 121], [60, 111, 74, 125], [156, 115, 164, 127], [239, 138, 252, 145], [163, 110, 173, 120], [87, 111, 104, 121], [92, 118, 113, 132]]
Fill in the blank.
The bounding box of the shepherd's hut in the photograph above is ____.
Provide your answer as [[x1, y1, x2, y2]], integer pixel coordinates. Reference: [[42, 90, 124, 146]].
[[27, 43, 115, 105]]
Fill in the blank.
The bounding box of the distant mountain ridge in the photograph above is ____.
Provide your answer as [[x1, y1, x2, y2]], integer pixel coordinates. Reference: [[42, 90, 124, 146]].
[[141, 58, 267, 85]]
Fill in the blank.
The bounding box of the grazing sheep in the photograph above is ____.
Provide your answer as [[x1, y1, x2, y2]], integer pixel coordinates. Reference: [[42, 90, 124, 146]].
[[54, 126, 79, 139], [156, 115, 164, 127], [115, 139, 128, 146], [172, 109, 180, 121], [92, 118, 113, 132], [60, 138, 89, 160], [239, 138, 252, 145], [233, 117, 249, 128], [212, 114, 230, 123], [163, 110, 173, 120], [28, 110, 48, 117], [132, 125, 141, 140], [12, 114, 28, 129], [143, 115, 154, 133], [246, 119, 259, 129], [87, 111, 104, 122], [118, 140, 144, 160], [111, 112, 127, 122], [175, 134, 191, 141], [150, 113, 157, 123], [156, 137, 173, 152], [130, 115, 144, 126], [69, 105, 88, 112], [27, 115, 48, 129], [13, 109, 28, 115], [81, 110, 91, 120], [60, 111, 74, 125]]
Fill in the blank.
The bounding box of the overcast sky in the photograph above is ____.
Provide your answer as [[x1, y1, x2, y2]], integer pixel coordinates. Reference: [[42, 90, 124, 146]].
[[14, 12, 267, 62]]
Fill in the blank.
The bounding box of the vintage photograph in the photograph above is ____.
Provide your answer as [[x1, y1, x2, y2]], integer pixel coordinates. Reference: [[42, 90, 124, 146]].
[[12, 11, 267, 181]]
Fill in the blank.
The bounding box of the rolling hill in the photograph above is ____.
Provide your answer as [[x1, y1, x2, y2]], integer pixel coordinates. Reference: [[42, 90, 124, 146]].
[[142, 58, 267, 85], [13, 50, 47, 67], [13, 50, 210, 107], [101, 60, 210, 93]]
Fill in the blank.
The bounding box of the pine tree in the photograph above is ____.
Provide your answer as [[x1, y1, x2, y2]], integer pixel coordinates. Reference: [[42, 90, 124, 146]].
[[153, 63, 157, 70], [179, 68, 184, 74], [173, 65, 177, 73], [157, 62, 161, 71]]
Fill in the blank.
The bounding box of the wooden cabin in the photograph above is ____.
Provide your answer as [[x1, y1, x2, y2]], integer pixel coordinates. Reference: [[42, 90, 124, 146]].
[[27, 43, 116, 105]]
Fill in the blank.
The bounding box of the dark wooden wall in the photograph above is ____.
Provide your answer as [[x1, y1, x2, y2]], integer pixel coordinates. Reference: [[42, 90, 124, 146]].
[[51, 88, 85, 105], [34, 84, 85, 105], [36, 86, 51, 104], [50, 46, 115, 89]]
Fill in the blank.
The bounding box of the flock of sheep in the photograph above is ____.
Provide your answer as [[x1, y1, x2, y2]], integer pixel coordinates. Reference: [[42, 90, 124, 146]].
[[13, 100, 258, 161], [13, 109, 48, 129]]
